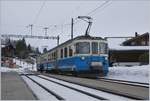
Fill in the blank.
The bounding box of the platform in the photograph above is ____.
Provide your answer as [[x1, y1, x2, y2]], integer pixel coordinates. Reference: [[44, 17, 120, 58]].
[[1, 72, 37, 100]]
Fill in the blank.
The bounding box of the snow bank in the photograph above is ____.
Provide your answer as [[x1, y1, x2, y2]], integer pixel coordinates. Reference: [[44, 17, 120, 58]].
[[1, 58, 37, 73], [106, 65, 149, 83], [110, 46, 149, 51], [13, 58, 37, 71]]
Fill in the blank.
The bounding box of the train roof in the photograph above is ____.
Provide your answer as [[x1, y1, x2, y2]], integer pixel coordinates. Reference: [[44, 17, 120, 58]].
[[41, 35, 105, 55]]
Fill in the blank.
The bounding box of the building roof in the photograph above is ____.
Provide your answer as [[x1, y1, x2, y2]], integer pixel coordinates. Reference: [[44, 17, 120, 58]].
[[122, 32, 149, 45]]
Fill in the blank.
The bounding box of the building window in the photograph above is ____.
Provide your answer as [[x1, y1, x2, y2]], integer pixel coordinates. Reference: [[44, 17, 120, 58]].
[[131, 42, 135, 46], [92, 42, 98, 54], [64, 47, 68, 57], [141, 41, 146, 45]]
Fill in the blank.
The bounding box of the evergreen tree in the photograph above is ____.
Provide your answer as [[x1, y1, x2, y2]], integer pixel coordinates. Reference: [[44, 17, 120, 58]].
[[15, 38, 28, 59], [43, 48, 47, 53], [2, 38, 40, 59], [35, 47, 40, 54], [27, 44, 32, 53]]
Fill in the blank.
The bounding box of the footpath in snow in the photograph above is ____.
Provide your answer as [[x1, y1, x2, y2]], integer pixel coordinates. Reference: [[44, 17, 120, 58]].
[[106, 65, 149, 83]]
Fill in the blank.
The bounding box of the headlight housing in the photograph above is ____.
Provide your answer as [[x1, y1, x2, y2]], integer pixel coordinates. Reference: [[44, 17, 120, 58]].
[[81, 56, 85, 60], [105, 57, 108, 60]]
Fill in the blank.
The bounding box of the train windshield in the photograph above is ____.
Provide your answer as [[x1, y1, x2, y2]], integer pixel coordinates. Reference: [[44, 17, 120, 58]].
[[99, 43, 108, 54], [92, 42, 98, 54], [76, 42, 90, 54]]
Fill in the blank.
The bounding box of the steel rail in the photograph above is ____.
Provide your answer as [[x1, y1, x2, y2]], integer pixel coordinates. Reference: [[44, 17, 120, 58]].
[[36, 75, 107, 100], [25, 75, 65, 100], [98, 78, 149, 87], [41, 73, 146, 100]]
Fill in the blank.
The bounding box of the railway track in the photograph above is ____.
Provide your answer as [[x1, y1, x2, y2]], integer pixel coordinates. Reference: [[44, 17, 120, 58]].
[[21, 73, 135, 100], [36, 73, 149, 100], [98, 77, 149, 87]]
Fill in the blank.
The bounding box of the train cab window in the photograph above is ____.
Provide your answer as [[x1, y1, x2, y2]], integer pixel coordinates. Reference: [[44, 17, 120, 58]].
[[69, 46, 73, 57], [64, 47, 68, 57], [76, 42, 90, 54], [92, 42, 98, 54], [61, 49, 63, 58], [99, 43, 108, 54]]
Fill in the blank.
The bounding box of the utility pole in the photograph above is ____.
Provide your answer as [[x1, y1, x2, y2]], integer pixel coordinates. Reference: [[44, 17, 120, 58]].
[[71, 18, 74, 39], [28, 24, 33, 36], [43, 27, 49, 36], [57, 35, 60, 46]]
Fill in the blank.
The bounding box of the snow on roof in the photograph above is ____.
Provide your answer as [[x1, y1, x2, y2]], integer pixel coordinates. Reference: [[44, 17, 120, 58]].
[[107, 38, 149, 51], [109, 46, 149, 51]]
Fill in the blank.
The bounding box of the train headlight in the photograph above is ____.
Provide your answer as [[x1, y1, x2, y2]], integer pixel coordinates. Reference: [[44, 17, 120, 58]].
[[81, 56, 85, 60], [105, 57, 108, 60]]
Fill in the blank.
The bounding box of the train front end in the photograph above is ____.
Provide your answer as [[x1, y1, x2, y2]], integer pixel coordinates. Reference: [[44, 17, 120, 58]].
[[74, 38, 109, 77]]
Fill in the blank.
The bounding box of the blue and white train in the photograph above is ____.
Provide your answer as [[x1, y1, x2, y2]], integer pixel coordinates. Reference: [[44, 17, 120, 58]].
[[37, 35, 109, 77]]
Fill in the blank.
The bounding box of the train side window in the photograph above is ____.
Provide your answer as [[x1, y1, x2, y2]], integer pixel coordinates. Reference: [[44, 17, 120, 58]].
[[48, 54, 51, 60], [64, 47, 68, 57], [50, 54, 51, 60], [53, 52, 55, 59], [61, 49, 63, 58], [69, 46, 73, 57], [52, 53, 54, 60], [54, 51, 57, 59], [55, 51, 57, 59], [92, 42, 98, 54]]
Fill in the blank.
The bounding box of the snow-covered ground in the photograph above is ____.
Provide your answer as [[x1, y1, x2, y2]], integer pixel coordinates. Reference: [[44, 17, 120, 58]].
[[13, 58, 37, 71], [0, 58, 37, 73], [22, 76, 59, 100], [106, 65, 149, 83]]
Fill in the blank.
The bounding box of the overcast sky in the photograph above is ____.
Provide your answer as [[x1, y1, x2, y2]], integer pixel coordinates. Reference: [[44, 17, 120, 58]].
[[1, 1, 150, 52]]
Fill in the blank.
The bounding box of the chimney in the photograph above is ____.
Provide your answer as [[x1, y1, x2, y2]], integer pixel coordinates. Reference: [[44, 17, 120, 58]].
[[135, 32, 138, 37]]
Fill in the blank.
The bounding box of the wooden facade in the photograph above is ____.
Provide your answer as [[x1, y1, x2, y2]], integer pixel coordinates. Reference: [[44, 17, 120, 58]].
[[109, 32, 149, 66]]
